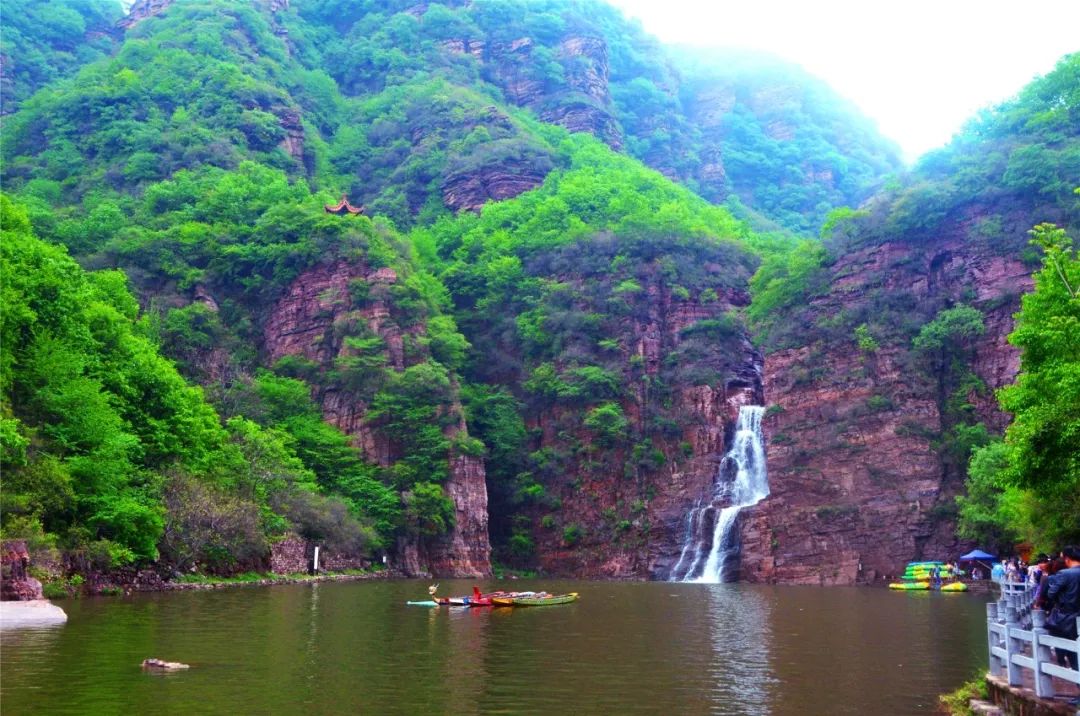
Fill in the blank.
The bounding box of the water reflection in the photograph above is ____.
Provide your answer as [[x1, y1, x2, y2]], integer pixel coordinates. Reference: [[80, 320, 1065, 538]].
[[704, 585, 776, 714]]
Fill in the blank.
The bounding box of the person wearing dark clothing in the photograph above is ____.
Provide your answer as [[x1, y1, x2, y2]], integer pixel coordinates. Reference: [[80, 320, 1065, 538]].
[[1045, 545, 1080, 670]]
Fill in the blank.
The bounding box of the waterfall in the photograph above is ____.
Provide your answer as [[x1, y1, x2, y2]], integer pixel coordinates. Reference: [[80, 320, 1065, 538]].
[[671, 405, 768, 583]]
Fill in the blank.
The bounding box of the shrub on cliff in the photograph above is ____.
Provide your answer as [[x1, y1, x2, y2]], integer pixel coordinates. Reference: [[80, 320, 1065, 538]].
[[0, 0, 122, 111]]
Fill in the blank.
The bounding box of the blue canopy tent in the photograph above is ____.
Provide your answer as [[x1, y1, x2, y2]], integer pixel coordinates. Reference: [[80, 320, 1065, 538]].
[[959, 549, 996, 578]]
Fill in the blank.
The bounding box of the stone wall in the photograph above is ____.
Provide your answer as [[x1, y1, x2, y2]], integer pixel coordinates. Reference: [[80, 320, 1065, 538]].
[[270, 536, 309, 575], [319, 550, 370, 572], [269, 535, 373, 574]]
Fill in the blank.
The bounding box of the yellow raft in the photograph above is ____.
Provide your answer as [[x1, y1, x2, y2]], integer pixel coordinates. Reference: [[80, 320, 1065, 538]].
[[889, 582, 930, 590], [940, 582, 968, 592]]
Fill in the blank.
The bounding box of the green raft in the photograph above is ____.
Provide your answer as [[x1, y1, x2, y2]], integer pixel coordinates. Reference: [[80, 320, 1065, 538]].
[[888, 582, 930, 590]]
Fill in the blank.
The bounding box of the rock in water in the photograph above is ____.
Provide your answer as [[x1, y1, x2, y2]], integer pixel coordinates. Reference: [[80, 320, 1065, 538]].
[[141, 658, 190, 671]]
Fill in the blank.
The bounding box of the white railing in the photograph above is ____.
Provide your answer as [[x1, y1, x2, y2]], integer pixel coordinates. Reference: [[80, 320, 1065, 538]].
[[987, 581, 1080, 698]]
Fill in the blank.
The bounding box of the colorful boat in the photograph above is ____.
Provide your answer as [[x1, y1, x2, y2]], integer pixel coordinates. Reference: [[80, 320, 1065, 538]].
[[940, 582, 968, 592], [465, 586, 526, 606], [424, 584, 471, 606], [492, 592, 579, 606], [433, 596, 471, 606]]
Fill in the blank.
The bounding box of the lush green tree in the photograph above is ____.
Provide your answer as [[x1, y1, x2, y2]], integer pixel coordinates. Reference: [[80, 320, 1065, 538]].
[[960, 220, 1080, 549]]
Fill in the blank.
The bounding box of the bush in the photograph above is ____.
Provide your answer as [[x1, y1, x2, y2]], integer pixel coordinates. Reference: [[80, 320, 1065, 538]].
[[161, 475, 268, 574], [938, 675, 988, 716], [402, 482, 455, 537], [562, 523, 583, 546], [272, 488, 376, 555], [865, 395, 893, 412], [583, 402, 628, 446], [42, 581, 71, 600]]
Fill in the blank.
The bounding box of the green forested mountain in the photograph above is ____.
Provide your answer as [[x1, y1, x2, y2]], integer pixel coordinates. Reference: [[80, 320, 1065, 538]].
[[2, 0, 899, 232], [667, 49, 902, 233], [1, 0, 1074, 580], [0, 0, 123, 113], [752, 54, 1080, 354]]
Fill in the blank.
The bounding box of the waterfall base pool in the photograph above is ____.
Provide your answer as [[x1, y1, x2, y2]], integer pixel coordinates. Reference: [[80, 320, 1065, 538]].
[[1, 580, 991, 715]]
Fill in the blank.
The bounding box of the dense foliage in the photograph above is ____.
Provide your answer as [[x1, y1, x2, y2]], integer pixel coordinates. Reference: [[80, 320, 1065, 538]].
[[0, 195, 389, 570], [958, 220, 1080, 549], [0, 0, 122, 111]]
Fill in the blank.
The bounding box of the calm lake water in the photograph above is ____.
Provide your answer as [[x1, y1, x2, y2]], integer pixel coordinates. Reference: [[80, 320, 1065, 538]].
[[1, 580, 990, 715]]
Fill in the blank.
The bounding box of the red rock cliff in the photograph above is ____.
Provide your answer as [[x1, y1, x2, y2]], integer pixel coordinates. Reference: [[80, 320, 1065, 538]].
[[738, 219, 1033, 585], [263, 259, 491, 577], [521, 271, 762, 578]]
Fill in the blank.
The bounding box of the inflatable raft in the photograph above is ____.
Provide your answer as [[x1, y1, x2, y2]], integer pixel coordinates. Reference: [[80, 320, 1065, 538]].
[[888, 582, 930, 590]]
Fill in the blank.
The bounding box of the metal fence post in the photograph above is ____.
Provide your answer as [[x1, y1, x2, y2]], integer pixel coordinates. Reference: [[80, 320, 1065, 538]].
[[1030, 609, 1054, 698]]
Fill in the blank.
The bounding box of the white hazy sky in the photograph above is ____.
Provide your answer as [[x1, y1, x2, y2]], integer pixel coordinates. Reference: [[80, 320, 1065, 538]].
[[606, 0, 1079, 163]]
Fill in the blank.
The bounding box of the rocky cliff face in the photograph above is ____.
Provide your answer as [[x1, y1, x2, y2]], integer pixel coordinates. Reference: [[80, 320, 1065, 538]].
[[483, 34, 623, 150], [441, 156, 549, 213], [1, 541, 43, 601], [263, 259, 491, 577], [737, 213, 1035, 585], [117, 0, 175, 30], [520, 275, 762, 578]]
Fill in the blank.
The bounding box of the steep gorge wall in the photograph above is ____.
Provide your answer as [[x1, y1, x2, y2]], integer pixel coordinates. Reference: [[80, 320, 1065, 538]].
[[738, 223, 1033, 585], [263, 259, 491, 577], [520, 278, 763, 579]]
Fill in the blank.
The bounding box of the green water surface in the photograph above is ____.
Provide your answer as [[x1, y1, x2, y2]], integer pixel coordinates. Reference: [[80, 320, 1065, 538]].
[[0, 580, 990, 715]]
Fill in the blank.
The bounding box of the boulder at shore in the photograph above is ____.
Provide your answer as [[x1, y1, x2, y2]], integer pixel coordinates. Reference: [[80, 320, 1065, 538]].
[[0, 599, 68, 628]]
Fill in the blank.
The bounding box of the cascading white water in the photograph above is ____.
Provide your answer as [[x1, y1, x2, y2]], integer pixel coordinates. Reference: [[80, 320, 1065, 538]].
[[671, 405, 768, 583]]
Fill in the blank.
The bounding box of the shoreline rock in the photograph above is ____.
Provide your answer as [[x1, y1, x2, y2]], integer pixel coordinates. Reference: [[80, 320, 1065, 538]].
[[142, 658, 190, 671], [0, 599, 68, 629]]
